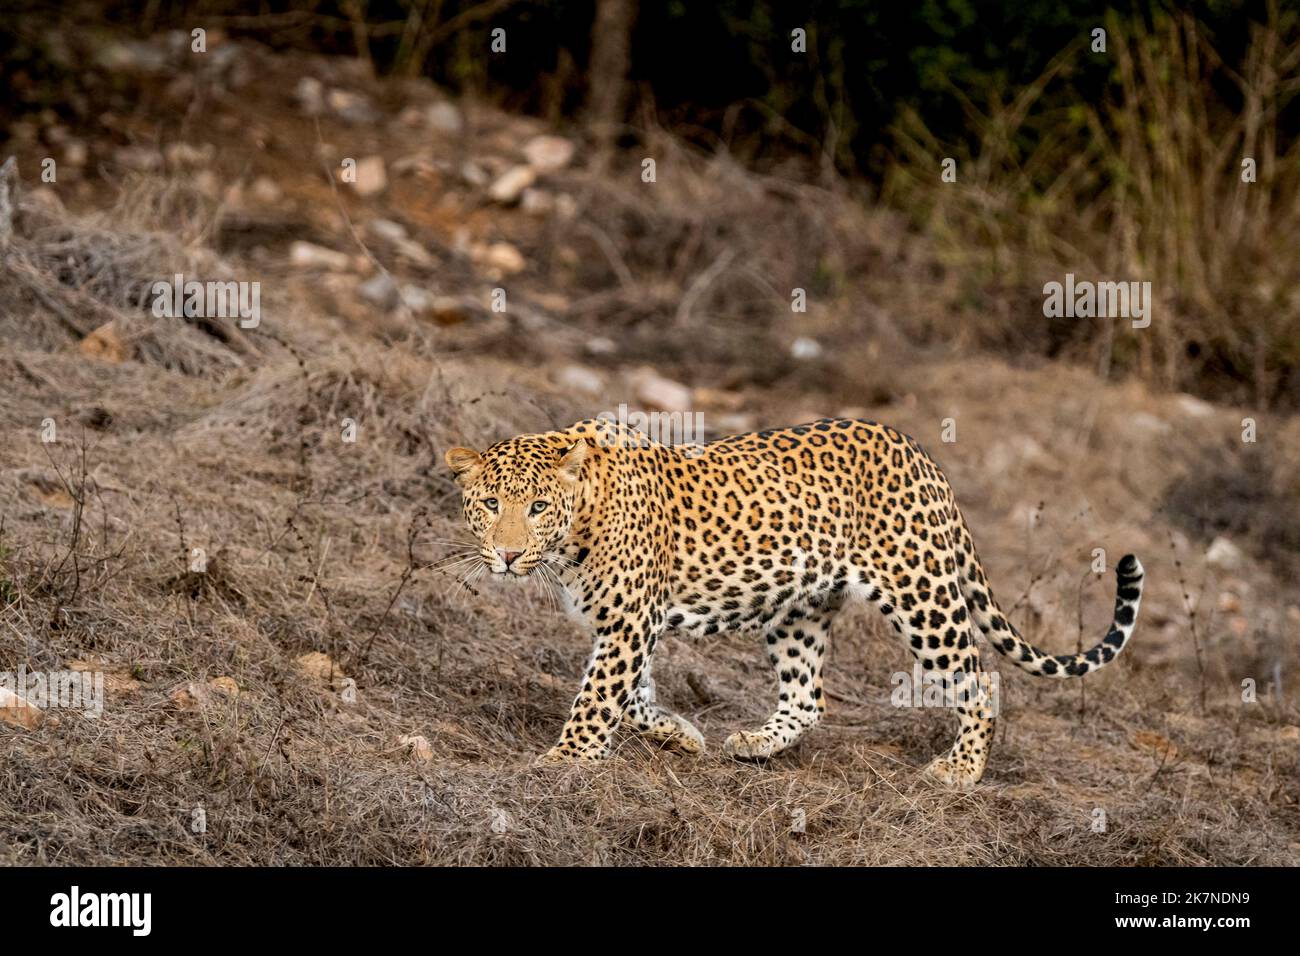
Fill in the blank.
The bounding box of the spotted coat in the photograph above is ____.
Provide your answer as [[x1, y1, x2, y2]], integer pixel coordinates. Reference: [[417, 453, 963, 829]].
[[445, 417, 1144, 788]]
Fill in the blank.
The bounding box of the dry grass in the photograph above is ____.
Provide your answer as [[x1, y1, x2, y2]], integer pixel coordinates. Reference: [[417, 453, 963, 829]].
[[886, 4, 1300, 407], [1, 32, 1298, 866]]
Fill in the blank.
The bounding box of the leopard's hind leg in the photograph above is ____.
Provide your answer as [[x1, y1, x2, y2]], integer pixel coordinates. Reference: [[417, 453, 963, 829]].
[[918, 641, 996, 791], [724, 603, 835, 760], [869, 569, 996, 790]]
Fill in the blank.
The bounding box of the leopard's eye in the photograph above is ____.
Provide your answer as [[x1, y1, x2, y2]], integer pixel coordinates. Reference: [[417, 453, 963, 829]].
[[530, 500, 549, 515], [483, 498, 499, 512]]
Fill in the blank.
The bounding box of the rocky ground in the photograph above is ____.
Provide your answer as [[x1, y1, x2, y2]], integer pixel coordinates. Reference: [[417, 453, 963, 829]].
[[0, 31, 1297, 865]]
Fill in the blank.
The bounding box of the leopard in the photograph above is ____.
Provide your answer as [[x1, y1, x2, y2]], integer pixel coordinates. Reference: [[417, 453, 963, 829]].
[[443, 416, 1144, 789]]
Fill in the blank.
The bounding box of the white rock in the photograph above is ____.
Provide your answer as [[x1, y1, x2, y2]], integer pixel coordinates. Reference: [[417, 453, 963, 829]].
[[460, 162, 489, 187], [554, 194, 578, 219], [398, 285, 434, 313], [289, 241, 351, 272], [95, 41, 169, 74], [713, 412, 757, 435], [522, 134, 575, 173], [352, 156, 387, 197], [629, 367, 692, 412], [250, 176, 282, 203], [488, 165, 537, 204], [367, 218, 408, 242], [790, 337, 823, 360], [427, 101, 464, 134], [328, 88, 380, 124], [477, 241, 525, 274], [63, 140, 88, 167], [1129, 411, 1171, 434], [295, 77, 325, 115], [586, 336, 617, 356], [558, 364, 604, 395], [1174, 394, 1216, 419], [520, 188, 553, 216], [358, 273, 399, 309], [1206, 536, 1245, 570], [396, 239, 434, 267]]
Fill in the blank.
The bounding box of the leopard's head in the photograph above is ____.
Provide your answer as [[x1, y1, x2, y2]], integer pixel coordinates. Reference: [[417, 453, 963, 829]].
[[444, 436, 589, 576]]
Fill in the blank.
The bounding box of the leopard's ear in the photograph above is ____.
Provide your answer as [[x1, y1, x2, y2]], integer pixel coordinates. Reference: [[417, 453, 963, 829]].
[[556, 439, 590, 482], [444, 446, 483, 484]]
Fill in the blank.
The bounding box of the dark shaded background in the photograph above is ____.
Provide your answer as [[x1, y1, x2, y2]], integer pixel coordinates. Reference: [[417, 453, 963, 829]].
[[4, 1, 1290, 179]]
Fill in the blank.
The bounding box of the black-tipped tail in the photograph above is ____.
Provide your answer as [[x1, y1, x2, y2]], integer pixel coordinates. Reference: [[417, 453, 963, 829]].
[[972, 553, 1145, 680]]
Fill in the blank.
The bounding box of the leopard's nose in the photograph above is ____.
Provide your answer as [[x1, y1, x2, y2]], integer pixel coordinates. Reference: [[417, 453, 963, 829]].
[[496, 548, 522, 567]]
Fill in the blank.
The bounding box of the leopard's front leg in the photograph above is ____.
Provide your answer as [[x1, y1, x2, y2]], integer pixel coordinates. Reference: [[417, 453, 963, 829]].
[[623, 672, 705, 754], [539, 611, 661, 763]]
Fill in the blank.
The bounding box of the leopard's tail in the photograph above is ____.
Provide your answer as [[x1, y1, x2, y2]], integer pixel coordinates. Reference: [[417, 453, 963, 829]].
[[953, 513, 1144, 679]]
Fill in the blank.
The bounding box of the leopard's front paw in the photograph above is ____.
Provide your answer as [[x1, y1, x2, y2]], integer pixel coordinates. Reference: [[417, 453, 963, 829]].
[[535, 746, 571, 765], [664, 716, 706, 755], [723, 729, 781, 761], [921, 756, 979, 792], [535, 744, 607, 765], [640, 715, 707, 755]]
